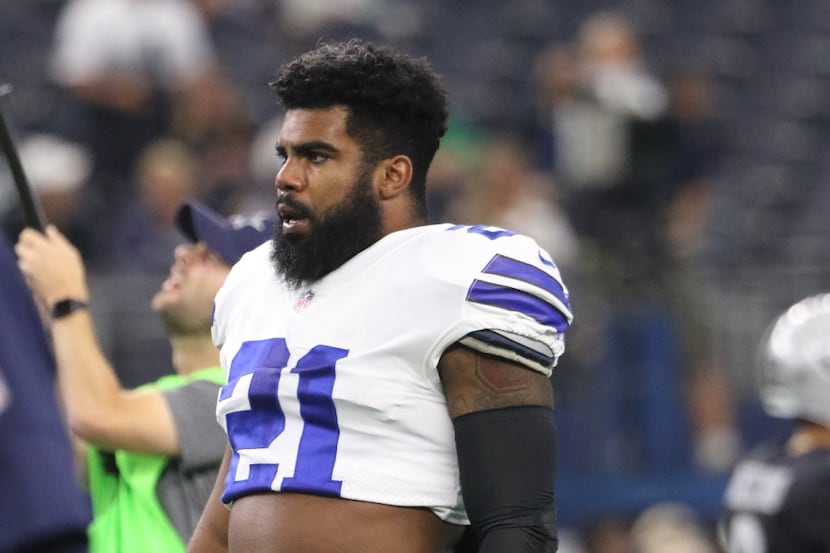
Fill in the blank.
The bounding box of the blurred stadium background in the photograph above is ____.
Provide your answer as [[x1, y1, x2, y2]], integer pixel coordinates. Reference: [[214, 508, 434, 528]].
[[2, 0, 827, 550]]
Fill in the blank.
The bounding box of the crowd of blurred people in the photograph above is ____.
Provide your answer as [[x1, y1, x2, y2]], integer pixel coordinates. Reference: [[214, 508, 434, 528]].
[[1, 1, 811, 552], [537, 12, 741, 475]]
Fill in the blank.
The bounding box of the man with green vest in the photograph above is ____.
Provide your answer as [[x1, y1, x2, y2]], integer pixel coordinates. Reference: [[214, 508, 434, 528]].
[[15, 201, 274, 553]]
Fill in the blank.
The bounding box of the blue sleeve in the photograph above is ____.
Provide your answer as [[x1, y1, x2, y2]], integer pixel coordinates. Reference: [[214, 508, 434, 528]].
[[0, 233, 91, 553]]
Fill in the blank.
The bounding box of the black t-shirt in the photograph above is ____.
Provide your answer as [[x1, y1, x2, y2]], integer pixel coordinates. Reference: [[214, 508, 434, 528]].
[[721, 439, 830, 553]]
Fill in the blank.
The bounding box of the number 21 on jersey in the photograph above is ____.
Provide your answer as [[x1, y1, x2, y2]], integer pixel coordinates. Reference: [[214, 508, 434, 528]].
[[217, 338, 349, 502]]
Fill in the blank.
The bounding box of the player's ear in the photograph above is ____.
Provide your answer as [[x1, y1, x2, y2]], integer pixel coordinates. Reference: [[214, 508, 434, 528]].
[[377, 155, 412, 200]]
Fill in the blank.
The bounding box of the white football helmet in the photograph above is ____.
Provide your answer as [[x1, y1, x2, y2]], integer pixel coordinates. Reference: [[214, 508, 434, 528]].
[[758, 293, 830, 427]]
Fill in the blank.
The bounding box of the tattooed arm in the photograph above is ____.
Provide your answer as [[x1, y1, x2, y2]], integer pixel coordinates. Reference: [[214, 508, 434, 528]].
[[439, 345, 559, 553], [439, 345, 553, 416]]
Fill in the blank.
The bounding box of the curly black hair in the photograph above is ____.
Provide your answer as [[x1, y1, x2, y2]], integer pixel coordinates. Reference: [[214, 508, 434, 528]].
[[271, 39, 449, 215]]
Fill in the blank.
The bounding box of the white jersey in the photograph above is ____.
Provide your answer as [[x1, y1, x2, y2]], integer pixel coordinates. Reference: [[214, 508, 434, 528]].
[[211, 224, 572, 524]]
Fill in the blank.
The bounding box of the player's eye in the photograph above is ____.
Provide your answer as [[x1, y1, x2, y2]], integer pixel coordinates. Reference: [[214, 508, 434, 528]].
[[309, 152, 328, 164]]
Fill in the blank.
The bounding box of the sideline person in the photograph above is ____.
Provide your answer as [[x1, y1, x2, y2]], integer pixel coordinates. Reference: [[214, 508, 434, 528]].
[[0, 233, 90, 553], [15, 201, 273, 553]]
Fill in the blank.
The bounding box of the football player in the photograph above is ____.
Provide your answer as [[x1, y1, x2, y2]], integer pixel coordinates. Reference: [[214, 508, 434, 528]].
[[188, 40, 573, 553], [721, 293, 830, 552]]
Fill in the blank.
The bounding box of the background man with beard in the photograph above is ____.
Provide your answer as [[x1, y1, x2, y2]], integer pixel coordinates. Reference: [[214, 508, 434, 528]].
[[188, 40, 573, 553], [15, 201, 274, 553]]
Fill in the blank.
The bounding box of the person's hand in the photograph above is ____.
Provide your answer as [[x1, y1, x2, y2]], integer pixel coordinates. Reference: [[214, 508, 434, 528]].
[[15, 225, 89, 308]]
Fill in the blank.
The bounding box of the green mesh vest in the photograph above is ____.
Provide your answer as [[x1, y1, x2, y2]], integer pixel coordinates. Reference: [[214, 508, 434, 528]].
[[86, 366, 225, 553]]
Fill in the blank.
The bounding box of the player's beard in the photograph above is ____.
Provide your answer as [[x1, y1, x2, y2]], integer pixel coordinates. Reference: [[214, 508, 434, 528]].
[[270, 167, 383, 289]]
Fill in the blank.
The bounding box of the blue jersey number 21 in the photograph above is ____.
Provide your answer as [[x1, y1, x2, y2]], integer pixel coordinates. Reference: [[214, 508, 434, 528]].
[[217, 338, 349, 503]]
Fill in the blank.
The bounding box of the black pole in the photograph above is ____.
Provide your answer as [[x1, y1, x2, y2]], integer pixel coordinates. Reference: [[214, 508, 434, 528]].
[[0, 84, 46, 232]]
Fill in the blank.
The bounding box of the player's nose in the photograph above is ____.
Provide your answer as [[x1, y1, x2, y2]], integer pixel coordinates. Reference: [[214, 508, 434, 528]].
[[276, 158, 305, 193]]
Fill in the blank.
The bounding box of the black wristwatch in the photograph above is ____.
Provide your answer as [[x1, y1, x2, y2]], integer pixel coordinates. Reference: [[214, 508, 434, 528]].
[[51, 298, 89, 320]]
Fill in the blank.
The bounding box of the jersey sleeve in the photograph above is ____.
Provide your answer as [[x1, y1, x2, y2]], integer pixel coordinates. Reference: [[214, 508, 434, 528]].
[[430, 225, 573, 376]]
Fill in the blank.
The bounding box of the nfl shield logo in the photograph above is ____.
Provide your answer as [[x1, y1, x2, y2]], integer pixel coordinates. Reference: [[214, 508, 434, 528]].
[[294, 290, 315, 311]]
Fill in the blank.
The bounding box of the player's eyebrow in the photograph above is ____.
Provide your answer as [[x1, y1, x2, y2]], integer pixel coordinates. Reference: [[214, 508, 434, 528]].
[[277, 141, 339, 158]]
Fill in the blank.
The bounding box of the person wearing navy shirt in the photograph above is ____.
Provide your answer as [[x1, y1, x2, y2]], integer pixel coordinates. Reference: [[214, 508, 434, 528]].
[[0, 232, 91, 553]]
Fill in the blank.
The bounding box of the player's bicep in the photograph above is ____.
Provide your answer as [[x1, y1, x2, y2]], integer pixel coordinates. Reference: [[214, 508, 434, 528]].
[[440, 344, 560, 551], [438, 344, 553, 419]]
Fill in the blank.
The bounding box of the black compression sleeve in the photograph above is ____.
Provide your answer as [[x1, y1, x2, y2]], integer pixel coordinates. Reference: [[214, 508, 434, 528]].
[[453, 405, 558, 553]]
